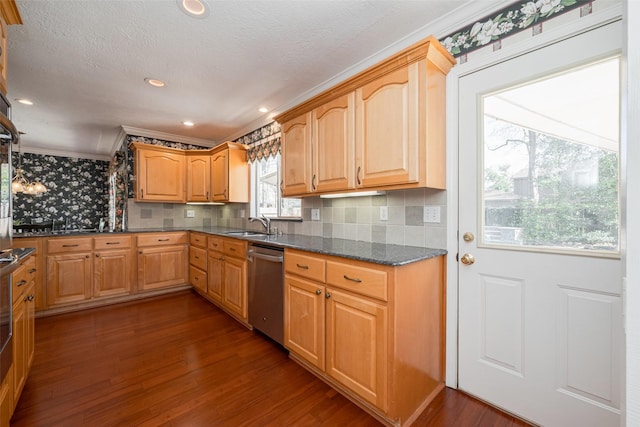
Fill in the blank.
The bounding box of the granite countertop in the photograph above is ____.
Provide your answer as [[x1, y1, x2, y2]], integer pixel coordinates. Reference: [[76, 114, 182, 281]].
[[14, 226, 446, 266]]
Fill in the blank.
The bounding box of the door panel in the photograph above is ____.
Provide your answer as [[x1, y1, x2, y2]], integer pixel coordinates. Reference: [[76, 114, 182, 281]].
[[458, 21, 622, 427]]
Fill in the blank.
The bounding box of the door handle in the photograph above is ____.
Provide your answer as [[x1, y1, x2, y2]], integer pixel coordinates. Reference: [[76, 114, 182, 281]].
[[460, 253, 475, 265]]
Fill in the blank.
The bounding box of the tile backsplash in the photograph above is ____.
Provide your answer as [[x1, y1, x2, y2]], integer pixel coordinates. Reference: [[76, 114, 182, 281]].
[[127, 188, 447, 248]]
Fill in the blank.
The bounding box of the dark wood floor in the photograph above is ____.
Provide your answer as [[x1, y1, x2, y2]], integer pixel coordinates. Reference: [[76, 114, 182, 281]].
[[11, 291, 531, 426]]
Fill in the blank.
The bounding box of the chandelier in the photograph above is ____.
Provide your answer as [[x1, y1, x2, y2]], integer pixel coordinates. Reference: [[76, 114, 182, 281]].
[[11, 139, 47, 195]]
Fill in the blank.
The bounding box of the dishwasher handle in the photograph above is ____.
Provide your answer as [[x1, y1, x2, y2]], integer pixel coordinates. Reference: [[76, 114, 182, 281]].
[[247, 249, 284, 263]]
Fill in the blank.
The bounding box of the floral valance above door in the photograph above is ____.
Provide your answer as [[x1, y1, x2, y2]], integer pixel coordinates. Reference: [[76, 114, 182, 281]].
[[234, 121, 281, 163]]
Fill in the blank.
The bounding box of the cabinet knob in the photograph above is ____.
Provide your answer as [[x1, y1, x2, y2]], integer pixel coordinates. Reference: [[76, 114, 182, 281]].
[[17, 280, 27, 287], [96, 254, 100, 257], [315, 289, 322, 295], [325, 292, 331, 299], [86, 255, 90, 258], [28, 268, 37, 274], [139, 251, 143, 254]]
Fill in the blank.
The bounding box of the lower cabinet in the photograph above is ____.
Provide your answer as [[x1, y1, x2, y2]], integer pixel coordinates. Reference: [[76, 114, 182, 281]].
[[189, 233, 208, 294], [137, 232, 188, 292], [284, 248, 445, 427], [205, 236, 248, 321], [46, 251, 93, 306], [0, 369, 12, 427], [94, 235, 134, 298]]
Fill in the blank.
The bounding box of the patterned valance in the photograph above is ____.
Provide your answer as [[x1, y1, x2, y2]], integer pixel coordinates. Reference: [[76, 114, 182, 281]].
[[234, 121, 282, 163]]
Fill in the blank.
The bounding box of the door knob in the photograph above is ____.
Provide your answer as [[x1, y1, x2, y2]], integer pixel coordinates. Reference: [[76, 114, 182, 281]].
[[463, 232, 475, 242], [460, 253, 475, 265]]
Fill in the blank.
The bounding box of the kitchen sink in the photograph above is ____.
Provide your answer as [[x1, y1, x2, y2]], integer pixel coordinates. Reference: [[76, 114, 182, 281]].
[[224, 231, 267, 237]]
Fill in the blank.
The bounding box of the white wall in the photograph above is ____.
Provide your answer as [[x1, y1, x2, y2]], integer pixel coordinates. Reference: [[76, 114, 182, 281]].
[[624, 0, 640, 424]]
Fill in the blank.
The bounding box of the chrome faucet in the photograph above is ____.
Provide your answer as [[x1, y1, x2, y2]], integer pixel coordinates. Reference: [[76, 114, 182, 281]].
[[249, 215, 271, 234]]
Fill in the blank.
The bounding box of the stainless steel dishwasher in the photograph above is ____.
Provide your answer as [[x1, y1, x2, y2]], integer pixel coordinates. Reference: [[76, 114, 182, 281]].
[[247, 243, 284, 346]]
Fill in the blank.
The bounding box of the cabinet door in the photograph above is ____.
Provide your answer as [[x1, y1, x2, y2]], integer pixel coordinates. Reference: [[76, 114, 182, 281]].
[[137, 245, 188, 291], [355, 64, 419, 188], [281, 113, 312, 196], [211, 149, 229, 201], [325, 288, 388, 410], [94, 249, 132, 297], [12, 294, 26, 403], [0, 369, 11, 427], [187, 154, 211, 202], [25, 283, 35, 377], [222, 256, 247, 319], [136, 148, 186, 202], [46, 253, 92, 306], [284, 274, 325, 370], [207, 252, 224, 303], [189, 266, 207, 294], [312, 93, 355, 193]]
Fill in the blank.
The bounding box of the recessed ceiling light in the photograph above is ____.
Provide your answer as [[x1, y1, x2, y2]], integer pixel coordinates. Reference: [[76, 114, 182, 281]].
[[258, 107, 269, 113], [178, 0, 209, 18], [144, 78, 166, 87], [15, 98, 33, 106], [182, 121, 194, 127]]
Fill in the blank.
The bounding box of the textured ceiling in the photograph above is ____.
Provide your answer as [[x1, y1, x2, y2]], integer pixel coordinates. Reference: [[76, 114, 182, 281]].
[[7, 0, 469, 160]]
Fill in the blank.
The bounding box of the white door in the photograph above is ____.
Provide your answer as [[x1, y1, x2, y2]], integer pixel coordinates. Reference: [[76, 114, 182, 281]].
[[458, 22, 622, 427]]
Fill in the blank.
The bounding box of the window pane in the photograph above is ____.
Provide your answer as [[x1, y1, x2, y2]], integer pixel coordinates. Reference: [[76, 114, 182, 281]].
[[254, 153, 301, 218], [482, 58, 619, 252]]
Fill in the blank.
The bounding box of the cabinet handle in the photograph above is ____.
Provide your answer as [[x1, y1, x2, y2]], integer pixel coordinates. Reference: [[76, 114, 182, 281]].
[[105, 242, 120, 245], [315, 289, 322, 295], [296, 263, 309, 270], [62, 244, 79, 248], [280, 180, 284, 193], [230, 247, 236, 252], [224, 188, 228, 199], [86, 255, 90, 258], [139, 251, 143, 254], [219, 256, 225, 261], [343, 274, 362, 283], [195, 255, 199, 259], [28, 295, 35, 302], [206, 192, 209, 199], [356, 166, 362, 185], [96, 254, 100, 257], [141, 189, 144, 198], [158, 238, 170, 242], [28, 268, 36, 274], [312, 174, 317, 191], [325, 292, 331, 299], [16, 280, 27, 287], [24, 295, 29, 302]]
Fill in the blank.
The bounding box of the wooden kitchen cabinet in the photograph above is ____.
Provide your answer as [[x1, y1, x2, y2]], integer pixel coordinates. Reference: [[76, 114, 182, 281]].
[[130, 142, 186, 203], [12, 253, 36, 411], [189, 232, 208, 294], [0, 0, 22, 95], [12, 237, 43, 310], [46, 237, 93, 307], [281, 113, 313, 196], [204, 236, 248, 322], [211, 142, 249, 203], [186, 152, 211, 202], [284, 248, 445, 427], [275, 36, 455, 195], [0, 368, 12, 427], [93, 235, 133, 298], [137, 232, 188, 291]]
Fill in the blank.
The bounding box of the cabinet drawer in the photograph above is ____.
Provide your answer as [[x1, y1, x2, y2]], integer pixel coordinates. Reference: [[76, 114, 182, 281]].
[[326, 260, 387, 301], [189, 246, 207, 270], [208, 236, 223, 252], [12, 264, 28, 303], [136, 232, 187, 247], [285, 250, 325, 283], [47, 237, 93, 254], [189, 265, 207, 293], [223, 239, 246, 258], [190, 232, 207, 248], [94, 235, 132, 250]]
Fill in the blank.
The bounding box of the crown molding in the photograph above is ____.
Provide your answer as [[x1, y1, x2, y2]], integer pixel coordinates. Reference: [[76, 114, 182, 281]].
[[222, 115, 277, 143], [121, 125, 217, 148], [108, 126, 128, 158]]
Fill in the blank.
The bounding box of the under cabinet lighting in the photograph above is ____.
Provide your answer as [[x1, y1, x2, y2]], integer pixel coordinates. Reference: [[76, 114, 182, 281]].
[[320, 191, 386, 199], [186, 202, 225, 205]]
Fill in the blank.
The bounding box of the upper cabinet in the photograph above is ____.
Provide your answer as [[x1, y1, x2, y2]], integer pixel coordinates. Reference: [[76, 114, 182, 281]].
[[0, 0, 22, 95], [274, 36, 455, 196], [210, 142, 249, 203], [186, 152, 211, 202], [130, 142, 186, 203]]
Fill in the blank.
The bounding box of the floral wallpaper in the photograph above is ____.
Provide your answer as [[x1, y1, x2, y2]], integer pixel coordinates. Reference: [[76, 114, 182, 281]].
[[233, 121, 281, 163], [12, 153, 109, 230], [108, 147, 127, 231], [439, 0, 590, 57]]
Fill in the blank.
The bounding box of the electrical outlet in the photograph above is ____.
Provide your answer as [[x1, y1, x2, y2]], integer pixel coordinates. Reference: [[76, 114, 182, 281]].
[[185, 209, 195, 218], [311, 208, 320, 221], [240, 209, 245, 218], [423, 206, 441, 223], [379, 206, 388, 221]]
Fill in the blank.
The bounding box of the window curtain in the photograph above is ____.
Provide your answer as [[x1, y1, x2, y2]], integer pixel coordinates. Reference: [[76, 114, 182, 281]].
[[234, 122, 281, 163]]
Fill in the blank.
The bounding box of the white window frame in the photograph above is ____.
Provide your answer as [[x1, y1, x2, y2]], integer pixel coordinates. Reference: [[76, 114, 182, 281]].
[[250, 153, 302, 219]]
